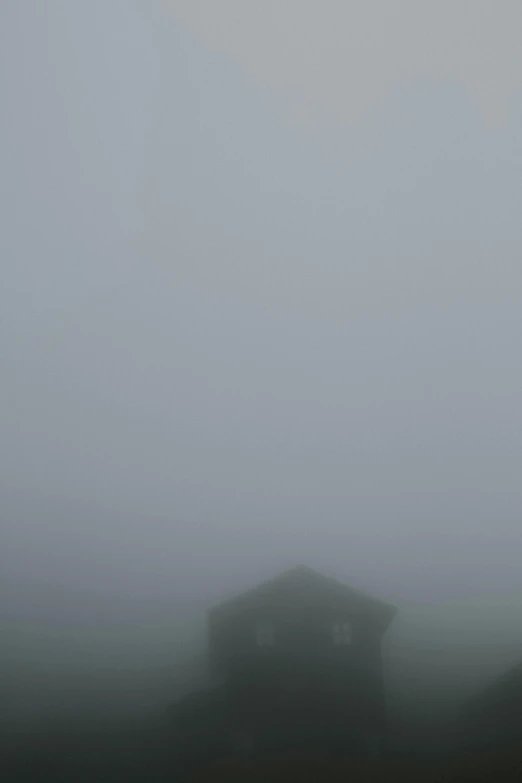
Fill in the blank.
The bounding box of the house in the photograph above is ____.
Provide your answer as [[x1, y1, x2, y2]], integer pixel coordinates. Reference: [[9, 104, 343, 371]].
[[173, 565, 397, 758]]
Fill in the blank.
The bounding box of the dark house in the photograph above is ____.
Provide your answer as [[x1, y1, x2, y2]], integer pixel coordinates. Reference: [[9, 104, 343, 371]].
[[173, 566, 396, 758]]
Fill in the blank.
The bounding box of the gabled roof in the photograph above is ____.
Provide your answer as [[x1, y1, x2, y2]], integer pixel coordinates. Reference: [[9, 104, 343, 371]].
[[209, 565, 396, 627]]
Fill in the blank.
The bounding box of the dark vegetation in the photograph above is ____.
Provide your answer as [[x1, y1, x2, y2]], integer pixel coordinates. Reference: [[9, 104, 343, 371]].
[[184, 742, 522, 782], [1, 714, 176, 782], [3, 659, 522, 781], [3, 716, 522, 782]]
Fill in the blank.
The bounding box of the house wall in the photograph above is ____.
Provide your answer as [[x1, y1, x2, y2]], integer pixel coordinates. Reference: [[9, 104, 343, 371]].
[[209, 602, 385, 670], [207, 603, 389, 744]]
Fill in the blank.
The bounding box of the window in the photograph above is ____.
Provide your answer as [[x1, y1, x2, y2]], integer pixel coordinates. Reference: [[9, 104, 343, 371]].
[[255, 621, 275, 647], [332, 621, 352, 645]]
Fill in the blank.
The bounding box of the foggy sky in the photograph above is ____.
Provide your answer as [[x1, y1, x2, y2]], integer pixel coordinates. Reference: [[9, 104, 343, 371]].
[[171, 0, 522, 128], [2, 0, 522, 616]]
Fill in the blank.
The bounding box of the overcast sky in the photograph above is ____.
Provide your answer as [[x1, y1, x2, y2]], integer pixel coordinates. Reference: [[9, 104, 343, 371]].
[[2, 1, 522, 611]]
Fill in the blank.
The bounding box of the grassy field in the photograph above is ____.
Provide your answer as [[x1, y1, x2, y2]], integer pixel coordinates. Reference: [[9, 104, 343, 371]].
[[3, 718, 522, 782], [184, 744, 522, 783]]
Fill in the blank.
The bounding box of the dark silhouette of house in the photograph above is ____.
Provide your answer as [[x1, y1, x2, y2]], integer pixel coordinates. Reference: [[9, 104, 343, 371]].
[[172, 566, 397, 758]]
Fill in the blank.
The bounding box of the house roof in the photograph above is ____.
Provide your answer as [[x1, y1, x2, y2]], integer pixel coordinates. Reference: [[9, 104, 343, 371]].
[[209, 565, 397, 626]]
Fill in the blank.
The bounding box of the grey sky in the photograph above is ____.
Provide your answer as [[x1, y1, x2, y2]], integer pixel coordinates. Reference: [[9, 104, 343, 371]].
[[2, 1, 522, 613], [170, 0, 522, 127]]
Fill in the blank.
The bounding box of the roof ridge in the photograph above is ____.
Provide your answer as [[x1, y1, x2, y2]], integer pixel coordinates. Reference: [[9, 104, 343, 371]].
[[210, 564, 396, 615]]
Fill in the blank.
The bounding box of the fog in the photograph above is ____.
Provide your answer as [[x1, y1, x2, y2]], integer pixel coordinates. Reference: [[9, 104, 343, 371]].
[[2, 0, 522, 763]]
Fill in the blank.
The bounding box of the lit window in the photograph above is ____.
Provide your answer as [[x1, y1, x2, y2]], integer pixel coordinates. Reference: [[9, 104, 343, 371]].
[[332, 621, 352, 645], [255, 622, 275, 646]]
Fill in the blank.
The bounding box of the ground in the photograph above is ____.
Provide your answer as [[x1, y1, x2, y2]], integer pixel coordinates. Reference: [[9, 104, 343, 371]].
[[3, 718, 522, 782]]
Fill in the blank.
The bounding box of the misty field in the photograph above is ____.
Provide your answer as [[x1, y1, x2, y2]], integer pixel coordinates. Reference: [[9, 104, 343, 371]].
[[184, 745, 522, 782], [3, 724, 522, 783]]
